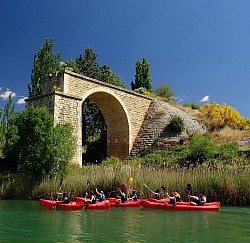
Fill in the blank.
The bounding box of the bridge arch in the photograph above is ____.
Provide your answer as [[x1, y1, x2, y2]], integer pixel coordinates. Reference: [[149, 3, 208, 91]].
[[81, 87, 132, 160]]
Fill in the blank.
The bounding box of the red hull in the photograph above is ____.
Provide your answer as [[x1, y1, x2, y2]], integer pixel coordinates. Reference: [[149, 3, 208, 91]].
[[108, 198, 141, 207], [148, 198, 220, 206], [40, 199, 83, 210], [39, 199, 110, 210], [39, 199, 58, 207], [140, 200, 220, 211], [57, 202, 83, 210], [84, 201, 110, 209]]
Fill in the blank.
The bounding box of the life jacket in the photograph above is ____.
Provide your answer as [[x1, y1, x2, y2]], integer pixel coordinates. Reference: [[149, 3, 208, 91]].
[[169, 197, 176, 204], [64, 195, 71, 204], [193, 196, 202, 206], [101, 194, 106, 201], [174, 192, 182, 202], [132, 193, 138, 201]]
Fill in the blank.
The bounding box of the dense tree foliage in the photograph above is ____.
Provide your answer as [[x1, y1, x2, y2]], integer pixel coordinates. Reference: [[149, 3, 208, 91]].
[[0, 94, 15, 155], [154, 84, 174, 101], [76, 48, 100, 79], [43, 123, 76, 176], [3, 107, 75, 180], [28, 38, 62, 97], [131, 57, 152, 92]]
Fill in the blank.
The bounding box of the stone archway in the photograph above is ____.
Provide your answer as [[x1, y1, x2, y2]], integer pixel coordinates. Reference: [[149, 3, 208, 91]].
[[81, 89, 131, 160]]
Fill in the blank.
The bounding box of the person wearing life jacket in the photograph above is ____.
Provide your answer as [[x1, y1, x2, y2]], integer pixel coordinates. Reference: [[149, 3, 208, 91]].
[[96, 188, 106, 202], [119, 189, 128, 203], [188, 193, 202, 206], [85, 191, 97, 205], [130, 190, 138, 201], [61, 192, 71, 204], [199, 192, 207, 205], [152, 189, 161, 200], [168, 193, 177, 205], [173, 190, 183, 202]]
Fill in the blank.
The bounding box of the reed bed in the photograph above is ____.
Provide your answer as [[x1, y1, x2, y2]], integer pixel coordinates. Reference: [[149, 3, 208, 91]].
[[1, 162, 249, 205]]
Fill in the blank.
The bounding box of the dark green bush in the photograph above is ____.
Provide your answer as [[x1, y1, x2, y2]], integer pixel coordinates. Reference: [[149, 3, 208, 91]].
[[188, 135, 215, 164], [168, 116, 185, 134], [217, 143, 239, 160], [183, 103, 200, 110]]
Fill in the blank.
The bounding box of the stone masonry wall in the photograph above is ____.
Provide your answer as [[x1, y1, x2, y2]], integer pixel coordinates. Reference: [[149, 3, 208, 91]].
[[129, 100, 206, 157]]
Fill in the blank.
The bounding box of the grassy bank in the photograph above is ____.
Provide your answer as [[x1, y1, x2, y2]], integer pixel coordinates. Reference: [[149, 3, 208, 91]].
[[1, 161, 249, 205]]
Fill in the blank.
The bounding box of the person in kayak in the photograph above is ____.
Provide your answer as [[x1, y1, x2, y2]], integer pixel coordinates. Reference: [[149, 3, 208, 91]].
[[173, 190, 183, 202], [117, 189, 128, 203], [188, 193, 203, 206], [129, 190, 138, 201], [85, 191, 97, 205], [152, 189, 161, 200], [96, 188, 106, 202], [59, 192, 71, 204], [164, 193, 176, 205], [199, 192, 207, 205]]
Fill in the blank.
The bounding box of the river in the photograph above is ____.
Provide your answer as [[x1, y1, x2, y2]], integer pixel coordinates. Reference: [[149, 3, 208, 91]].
[[0, 200, 249, 242]]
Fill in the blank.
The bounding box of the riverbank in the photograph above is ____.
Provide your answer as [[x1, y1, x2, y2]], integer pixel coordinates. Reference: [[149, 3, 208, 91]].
[[1, 161, 249, 205]]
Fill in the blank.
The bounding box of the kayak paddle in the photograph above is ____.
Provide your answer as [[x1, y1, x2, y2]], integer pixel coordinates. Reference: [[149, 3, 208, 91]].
[[187, 183, 191, 202], [85, 178, 91, 199], [56, 177, 63, 201]]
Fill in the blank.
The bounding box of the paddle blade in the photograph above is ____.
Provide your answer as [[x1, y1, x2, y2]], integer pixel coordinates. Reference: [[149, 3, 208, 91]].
[[161, 186, 166, 192], [87, 178, 91, 185], [187, 184, 191, 191], [129, 178, 133, 184]]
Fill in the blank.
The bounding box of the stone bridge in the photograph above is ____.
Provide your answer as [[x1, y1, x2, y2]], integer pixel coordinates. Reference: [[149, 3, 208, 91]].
[[26, 70, 154, 165]]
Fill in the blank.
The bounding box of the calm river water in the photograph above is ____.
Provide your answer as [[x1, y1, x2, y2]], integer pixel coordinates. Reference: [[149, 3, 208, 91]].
[[0, 200, 249, 242]]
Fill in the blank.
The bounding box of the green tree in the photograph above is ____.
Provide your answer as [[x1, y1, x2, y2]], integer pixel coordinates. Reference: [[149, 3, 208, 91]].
[[76, 47, 100, 79], [4, 107, 75, 180], [131, 57, 152, 92], [99, 65, 126, 88], [43, 123, 76, 176], [154, 84, 174, 101], [0, 93, 15, 151], [28, 37, 62, 97]]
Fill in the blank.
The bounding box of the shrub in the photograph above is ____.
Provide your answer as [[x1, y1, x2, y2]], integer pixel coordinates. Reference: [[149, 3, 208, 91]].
[[188, 135, 215, 164], [200, 102, 250, 130], [168, 116, 185, 134], [217, 142, 239, 160], [183, 103, 200, 110]]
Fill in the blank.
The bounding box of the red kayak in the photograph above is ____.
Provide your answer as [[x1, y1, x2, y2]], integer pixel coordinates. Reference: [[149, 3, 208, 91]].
[[84, 201, 110, 209], [39, 199, 83, 210], [148, 198, 220, 206], [140, 199, 220, 211], [108, 198, 141, 207]]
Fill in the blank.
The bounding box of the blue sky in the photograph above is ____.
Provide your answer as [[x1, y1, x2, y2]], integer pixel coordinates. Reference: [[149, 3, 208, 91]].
[[0, 0, 249, 118]]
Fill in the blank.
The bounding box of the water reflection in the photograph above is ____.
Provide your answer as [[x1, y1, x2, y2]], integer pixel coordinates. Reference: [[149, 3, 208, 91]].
[[0, 201, 249, 242]]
